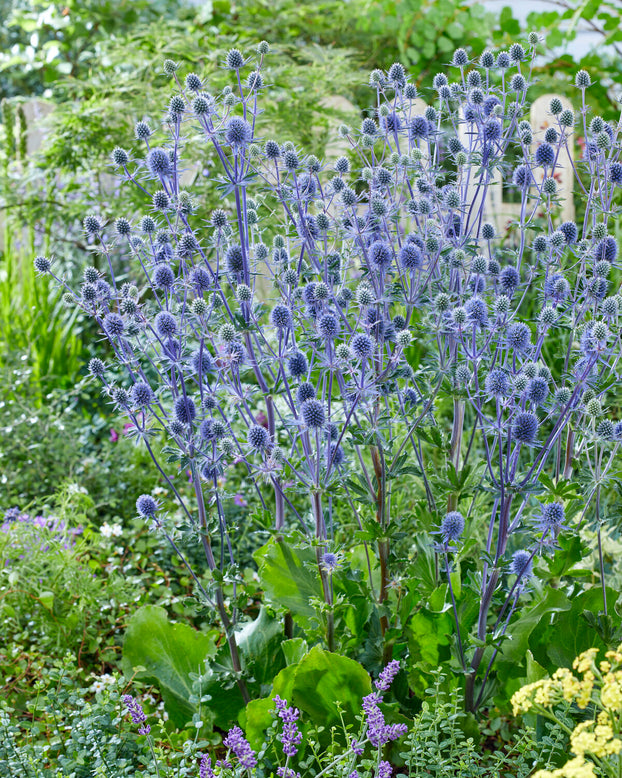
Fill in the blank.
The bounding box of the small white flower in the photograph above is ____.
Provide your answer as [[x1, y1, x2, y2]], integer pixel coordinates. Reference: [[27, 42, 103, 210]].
[[100, 523, 113, 538], [111, 523, 123, 537]]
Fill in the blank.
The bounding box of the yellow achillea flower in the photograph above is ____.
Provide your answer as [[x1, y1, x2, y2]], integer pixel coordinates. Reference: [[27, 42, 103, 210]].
[[532, 755, 596, 778], [570, 720, 622, 758], [552, 668, 581, 703], [573, 648, 599, 675], [513, 643, 622, 778], [601, 671, 622, 710]]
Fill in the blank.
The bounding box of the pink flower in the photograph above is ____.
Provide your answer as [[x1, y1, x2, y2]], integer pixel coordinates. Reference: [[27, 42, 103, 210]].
[[233, 494, 247, 507], [123, 422, 134, 435], [110, 428, 119, 442]]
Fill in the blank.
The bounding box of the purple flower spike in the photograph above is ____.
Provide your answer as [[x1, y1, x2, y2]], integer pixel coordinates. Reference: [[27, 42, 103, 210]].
[[375, 659, 401, 692], [273, 695, 303, 756], [121, 694, 151, 735], [223, 725, 257, 769]]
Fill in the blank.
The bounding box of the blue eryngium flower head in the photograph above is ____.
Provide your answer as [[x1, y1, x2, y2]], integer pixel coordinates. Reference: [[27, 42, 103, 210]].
[[499, 266, 520, 294], [88, 357, 105, 378], [226, 48, 245, 70], [248, 424, 270, 451], [136, 494, 158, 517], [594, 237, 618, 263], [399, 242, 422, 270], [225, 117, 252, 147], [154, 263, 175, 290], [155, 311, 177, 337], [103, 313, 124, 337], [540, 502, 565, 528], [559, 221, 578, 244], [296, 382, 316, 404], [452, 48, 469, 67], [410, 115, 429, 140], [318, 312, 340, 339], [147, 148, 172, 178], [506, 322, 531, 351], [288, 351, 308, 378], [174, 396, 196, 424], [510, 549, 533, 579], [191, 349, 212, 376], [535, 143, 555, 168], [351, 333, 374, 360], [226, 245, 244, 274], [513, 411, 539, 444], [465, 297, 488, 328], [131, 382, 153, 407], [527, 377, 548, 406], [301, 399, 326, 428], [270, 304, 293, 330], [512, 164, 532, 189], [485, 368, 510, 397], [440, 511, 465, 543], [369, 240, 392, 269], [320, 551, 341, 573]]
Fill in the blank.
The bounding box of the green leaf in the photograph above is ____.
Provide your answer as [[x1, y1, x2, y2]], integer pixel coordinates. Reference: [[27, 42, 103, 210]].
[[243, 647, 371, 749], [539, 533, 588, 579], [499, 588, 571, 665], [282, 638, 309, 666], [292, 646, 371, 727], [39, 591, 54, 611], [254, 539, 322, 628], [540, 588, 619, 669], [235, 606, 285, 686], [242, 663, 298, 747], [122, 605, 218, 728]]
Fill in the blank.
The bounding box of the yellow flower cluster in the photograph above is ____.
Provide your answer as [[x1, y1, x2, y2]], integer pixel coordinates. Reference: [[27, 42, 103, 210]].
[[601, 670, 622, 710], [512, 645, 622, 778], [570, 717, 621, 758], [532, 755, 596, 778]]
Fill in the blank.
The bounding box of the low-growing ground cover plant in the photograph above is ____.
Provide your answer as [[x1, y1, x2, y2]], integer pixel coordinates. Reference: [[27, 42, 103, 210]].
[[0, 660, 559, 777], [35, 34, 622, 725]]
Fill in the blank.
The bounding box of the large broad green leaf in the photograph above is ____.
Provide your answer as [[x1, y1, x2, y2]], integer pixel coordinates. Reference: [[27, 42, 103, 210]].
[[242, 663, 298, 748], [195, 606, 286, 729], [534, 588, 619, 670], [254, 539, 322, 628], [236, 605, 286, 685], [121, 605, 218, 728], [122, 605, 286, 730], [498, 587, 571, 665], [242, 646, 372, 750], [291, 646, 371, 727]]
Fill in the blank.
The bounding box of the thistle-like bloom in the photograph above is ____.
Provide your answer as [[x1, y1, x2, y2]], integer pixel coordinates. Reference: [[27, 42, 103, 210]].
[[513, 412, 539, 444], [485, 369, 510, 398], [136, 494, 158, 517], [225, 117, 252, 147], [440, 511, 465, 543], [147, 148, 172, 178], [510, 549, 533, 579], [538, 501, 565, 530]]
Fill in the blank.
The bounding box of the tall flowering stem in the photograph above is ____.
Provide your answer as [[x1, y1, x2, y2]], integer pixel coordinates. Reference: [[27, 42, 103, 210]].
[[38, 39, 622, 711]]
